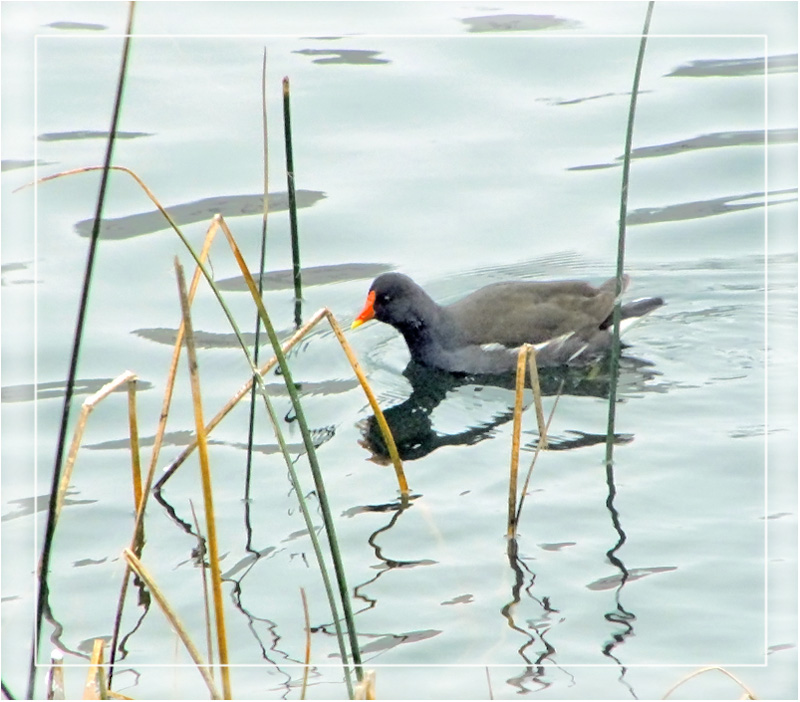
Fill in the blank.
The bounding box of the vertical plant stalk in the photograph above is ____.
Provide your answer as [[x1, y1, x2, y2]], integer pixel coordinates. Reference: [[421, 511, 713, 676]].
[[515, 383, 563, 525], [245, 48, 270, 500], [527, 349, 547, 449], [282, 76, 302, 324], [605, 0, 655, 465], [123, 549, 222, 700], [108, 215, 216, 684], [126, 379, 143, 512], [29, 3, 135, 696], [174, 259, 232, 699], [83, 638, 108, 700], [216, 218, 363, 681], [507, 345, 528, 537]]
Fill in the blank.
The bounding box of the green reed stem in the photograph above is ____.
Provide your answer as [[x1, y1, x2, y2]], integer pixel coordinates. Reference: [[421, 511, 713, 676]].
[[605, 0, 655, 467], [28, 3, 135, 697], [245, 48, 270, 504], [218, 218, 363, 685], [282, 76, 302, 326]]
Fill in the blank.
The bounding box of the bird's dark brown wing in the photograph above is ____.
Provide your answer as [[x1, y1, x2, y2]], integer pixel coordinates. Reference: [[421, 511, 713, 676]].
[[443, 277, 626, 347]]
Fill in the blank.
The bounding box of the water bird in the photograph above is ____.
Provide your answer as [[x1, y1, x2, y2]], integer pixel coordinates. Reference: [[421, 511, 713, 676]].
[[351, 272, 663, 374]]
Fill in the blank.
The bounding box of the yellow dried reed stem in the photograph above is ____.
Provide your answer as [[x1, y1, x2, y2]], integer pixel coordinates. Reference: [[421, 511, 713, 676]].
[[53, 370, 137, 527], [174, 259, 231, 699], [158, 212, 407, 497], [122, 548, 222, 700], [82, 638, 108, 700], [354, 670, 376, 700], [526, 345, 547, 449], [507, 346, 528, 537], [126, 379, 142, 512]]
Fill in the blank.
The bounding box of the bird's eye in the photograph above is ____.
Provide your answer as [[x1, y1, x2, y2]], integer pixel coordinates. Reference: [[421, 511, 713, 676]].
[[380, 293, 392, 304]]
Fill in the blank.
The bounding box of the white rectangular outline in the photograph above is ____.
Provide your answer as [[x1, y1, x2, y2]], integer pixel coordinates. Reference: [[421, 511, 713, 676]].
[[29, 29, 772, 674]]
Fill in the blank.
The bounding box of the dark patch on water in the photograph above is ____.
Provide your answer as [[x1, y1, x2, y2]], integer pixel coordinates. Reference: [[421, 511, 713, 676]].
[[216, 262, 394, 292], [45, 21, 108, 31], [1, 158, 57, 172], [569, 128, 797, 171], [74, 190, 327, 239], [442, 594, 474, 605], [461, 13, 580, 32], [1, 377, 153, 403], [85, 425, 338, 452], [1, 260, 37, 286], [2, 492, 96, 522], [330, 629, 441, 657], [627, 188, 797, 225], [38, 130, 152, 142], [73, 557, 108, 567], [586, 566, 677, 591], [294, 49, 389, 65], [666, 53, 797, 77], [132, 327, 290, 349], [538, 542, 577, 552]]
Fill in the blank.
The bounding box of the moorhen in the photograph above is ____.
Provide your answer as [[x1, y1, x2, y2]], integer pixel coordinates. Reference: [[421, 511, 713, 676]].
[[351, 272, 663, 374]]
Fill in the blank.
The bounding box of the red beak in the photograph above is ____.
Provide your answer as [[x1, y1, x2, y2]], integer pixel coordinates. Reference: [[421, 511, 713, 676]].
[[351, 290, 376, 329]]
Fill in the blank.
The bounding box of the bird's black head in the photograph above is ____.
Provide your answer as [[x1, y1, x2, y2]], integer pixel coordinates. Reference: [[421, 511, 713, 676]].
[[352, 272, 439, 336]]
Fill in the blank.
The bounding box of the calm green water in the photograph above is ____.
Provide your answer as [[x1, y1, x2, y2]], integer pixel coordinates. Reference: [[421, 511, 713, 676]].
[[1, 2, 797, 700]]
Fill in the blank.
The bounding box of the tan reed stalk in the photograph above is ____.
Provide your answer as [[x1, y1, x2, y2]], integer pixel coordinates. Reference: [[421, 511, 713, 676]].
[[526, 346, 547, 449], [354, 670, 376, 700], [661, 666, 757, 700], [174, 259, 231, 699], [158, 305, 407, 497], [514, 383, 564, 527], [325, 310, 407, 495], [300, 587, 311, 700], [108, 217, 217, 684], [25, 162, 405, 497], [83, 638, 108, 700], [53, 370, 137, 526], [122, 549, 222, 700], [211, 215, 363, 683], [156, 307, 328, 486], [216, 214, 406, 498], [126, 379, 143, 512], [507, 346, 528, 537]]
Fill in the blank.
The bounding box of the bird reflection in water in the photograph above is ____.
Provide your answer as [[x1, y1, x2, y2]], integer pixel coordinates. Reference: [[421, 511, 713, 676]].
[[359, 356, 660, 462]]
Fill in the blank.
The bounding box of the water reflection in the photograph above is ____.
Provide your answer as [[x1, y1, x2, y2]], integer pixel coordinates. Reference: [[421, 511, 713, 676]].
[[461, 14, 580, 32], [360, 357, 659, 462], [500, 537, 559, 693], [74, 190, 326, 239], [293, 49, 390, 65], [666, 53, 797, 77]]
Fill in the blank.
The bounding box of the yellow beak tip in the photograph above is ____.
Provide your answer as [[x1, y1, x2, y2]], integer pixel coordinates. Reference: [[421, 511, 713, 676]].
[[350, 319, 364, 330]]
